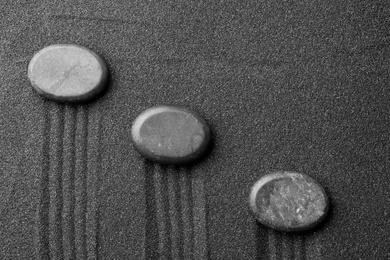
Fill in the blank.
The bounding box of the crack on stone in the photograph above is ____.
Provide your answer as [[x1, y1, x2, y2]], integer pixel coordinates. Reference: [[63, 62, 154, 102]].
[[49, 58, 91, 93]]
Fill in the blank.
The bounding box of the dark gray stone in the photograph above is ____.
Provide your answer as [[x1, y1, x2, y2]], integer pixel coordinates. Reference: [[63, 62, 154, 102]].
[[131, 105, 211, 165]]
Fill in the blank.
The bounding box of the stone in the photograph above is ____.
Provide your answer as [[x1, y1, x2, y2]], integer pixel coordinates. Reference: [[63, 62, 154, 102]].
[[28, 44, 108, 102], [131, 106, 211, 165], [249, 171, 329, 232]]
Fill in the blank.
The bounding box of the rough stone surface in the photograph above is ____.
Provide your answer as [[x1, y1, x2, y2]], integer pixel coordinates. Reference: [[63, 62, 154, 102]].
[[28, 44, 108, 102], [131, 106, 211, 165], [250, 172, 329, 232]]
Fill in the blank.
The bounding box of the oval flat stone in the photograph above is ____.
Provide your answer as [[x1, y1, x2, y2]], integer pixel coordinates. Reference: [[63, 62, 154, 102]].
[[249, 171, 329, 232], [28, 44, 108, 102], [131, 106, 211, 165]]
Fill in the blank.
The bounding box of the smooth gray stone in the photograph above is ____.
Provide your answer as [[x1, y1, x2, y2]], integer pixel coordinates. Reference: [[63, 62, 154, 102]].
[[28, 44, 108, 102]]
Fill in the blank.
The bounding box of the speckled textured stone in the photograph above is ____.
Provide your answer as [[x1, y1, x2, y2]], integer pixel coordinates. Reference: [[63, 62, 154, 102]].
[[28, 44, 108, 102], [250, 172, 329, 232], [131, 106, 211, 164]]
